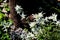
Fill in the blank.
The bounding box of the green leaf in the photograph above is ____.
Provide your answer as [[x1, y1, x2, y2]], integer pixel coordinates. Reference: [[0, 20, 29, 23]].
[[5, 8, 10, 11], [0, 13, 5, 19]]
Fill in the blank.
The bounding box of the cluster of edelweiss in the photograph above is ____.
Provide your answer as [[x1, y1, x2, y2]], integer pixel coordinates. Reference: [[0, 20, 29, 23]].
[[0, 0, 60, 39], [10, 5, 60, 40]]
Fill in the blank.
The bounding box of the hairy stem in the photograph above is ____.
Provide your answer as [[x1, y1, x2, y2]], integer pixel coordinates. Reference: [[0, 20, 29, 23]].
[[9, 0, 21, 29]]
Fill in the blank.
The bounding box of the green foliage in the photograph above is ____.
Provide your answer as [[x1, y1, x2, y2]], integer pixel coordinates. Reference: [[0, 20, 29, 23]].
[[0, 0, 3, 2], [37, 21, 60, 40], [0, 11, 12, 40], [0, 1, 12, 40], [0, 26, 11, 40], [4, 3, 10, 12], [0, 13, 5, 20], [5, 7, 10, 11], [0, 16, 11, 40]]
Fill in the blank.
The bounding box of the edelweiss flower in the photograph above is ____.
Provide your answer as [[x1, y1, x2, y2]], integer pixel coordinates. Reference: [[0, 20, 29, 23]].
[[52, 13, 57, 21], [31, 28, 35, 32], [56, 20, 60, 26], [2, 8, 7, 13], [20, 12, 26, 20], [20, 33, 26, 38], [48, 13, 57, 21], [38, 12, 43, 18], [27, 32, 34, 38], [15, 5, 21, 10], [3, 0, 7, 2], [33, 14, 38, 19], [33, 12, 43, 19], [15, 5, 23, 14], [34, 31, 38, 35], [44, 17, 48, 21], [29, 22, 36, 28], [40, 19, 45, 24]]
